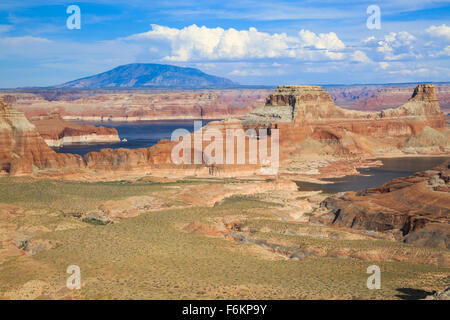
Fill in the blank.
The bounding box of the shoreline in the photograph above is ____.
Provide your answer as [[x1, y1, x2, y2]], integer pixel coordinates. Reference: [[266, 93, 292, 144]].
[[63, 116, 228, 123], [369, 154, 450, 159], [44, 134, 121, 148], [289, 154, 449, 186]]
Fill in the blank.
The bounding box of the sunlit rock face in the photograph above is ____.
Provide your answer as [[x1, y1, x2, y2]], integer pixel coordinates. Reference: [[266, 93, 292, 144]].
[[0, 84, 447, 179], [0, 100, 84, 176], [2, 90, 269, 122], [240, 84, 446, 142], [325, 83, 450, 113], [319, 160, 450, 249], [30, 110, 120, 147]]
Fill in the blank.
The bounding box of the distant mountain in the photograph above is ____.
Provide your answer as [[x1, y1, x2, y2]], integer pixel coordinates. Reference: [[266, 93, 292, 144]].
[[55, 63, 239, 89]]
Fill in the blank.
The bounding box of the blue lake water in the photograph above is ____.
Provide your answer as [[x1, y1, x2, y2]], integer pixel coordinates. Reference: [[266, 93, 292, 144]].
[[53, 120, 214, 156], [295, 156, 449, 193], [53, 121, 449, 194]]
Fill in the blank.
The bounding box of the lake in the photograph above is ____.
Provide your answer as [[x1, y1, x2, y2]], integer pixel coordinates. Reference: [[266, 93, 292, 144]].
[[54, 122, 448, 194], [295, 156, 449, 193], [53, 120, 214, 155]]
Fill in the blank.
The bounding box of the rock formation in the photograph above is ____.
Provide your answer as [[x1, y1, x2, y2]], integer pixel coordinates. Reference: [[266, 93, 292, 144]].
[[241, 84, 445, 127], [317, 160, 450, 249], [236, 84, 447, 163], [1, 89, 269, 122], [325, 83, 450, 113], [0, 100, 84, 176], [0, 84, 448, 179], [30, 110, 120, 147]]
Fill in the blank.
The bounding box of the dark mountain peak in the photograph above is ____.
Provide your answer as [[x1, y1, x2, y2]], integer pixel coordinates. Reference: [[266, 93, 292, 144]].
[[55, 63, 239, 89]]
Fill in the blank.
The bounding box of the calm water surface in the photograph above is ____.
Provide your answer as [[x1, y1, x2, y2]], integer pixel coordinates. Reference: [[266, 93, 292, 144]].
[[54, 121, 448, 194], [295, 157, 449, 193], [53, 120, 214, 155]]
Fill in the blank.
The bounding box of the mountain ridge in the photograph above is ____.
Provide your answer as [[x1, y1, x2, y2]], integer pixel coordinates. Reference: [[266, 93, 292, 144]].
[[55, 63, 239, 89]]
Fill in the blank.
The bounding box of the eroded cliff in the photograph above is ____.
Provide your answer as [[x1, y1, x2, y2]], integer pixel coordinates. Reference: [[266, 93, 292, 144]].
[[30, 110, 120, 147], [316, 160, 450, 249], [0, 84, 448, 179]]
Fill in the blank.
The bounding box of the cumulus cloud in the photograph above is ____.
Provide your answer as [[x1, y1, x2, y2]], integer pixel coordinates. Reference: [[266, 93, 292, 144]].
[[379, 62, 390, 70], [429, 45, 450, 57], [376, 32, 417, 60], [127, 24, 346, 61], [362, 31, 418, 61], [351, 50, 371, 63], [425, 24, 450, 41], [297, 29, 345, 50]]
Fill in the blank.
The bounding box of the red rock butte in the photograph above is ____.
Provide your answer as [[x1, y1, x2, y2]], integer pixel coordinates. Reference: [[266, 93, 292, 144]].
[[0, 83, 448, 178]]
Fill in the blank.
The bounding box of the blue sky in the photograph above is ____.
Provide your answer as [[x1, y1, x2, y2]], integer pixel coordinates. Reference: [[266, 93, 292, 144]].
[[0, 0, 449, 87]]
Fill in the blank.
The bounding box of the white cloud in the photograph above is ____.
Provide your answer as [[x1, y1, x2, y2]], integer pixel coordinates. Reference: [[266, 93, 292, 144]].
[[361, 31, 419, 62], [379, 62, 390, 70], [351, 50, 371, 63], [429, 45, 450, 57], [376, 31, 417, 60], [0, 35, 50, 45], [229, 69, 264, 76], [298, 29, 345, 50], [127, 24, 346, 61], [388, 68, 430, 75], [425, 24, 450, 41], [0, 35, 52, 59], [362, 36, 376, 44]]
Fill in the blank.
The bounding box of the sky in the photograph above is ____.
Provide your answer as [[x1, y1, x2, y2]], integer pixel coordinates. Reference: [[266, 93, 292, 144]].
[[0, 0, 449, 87]]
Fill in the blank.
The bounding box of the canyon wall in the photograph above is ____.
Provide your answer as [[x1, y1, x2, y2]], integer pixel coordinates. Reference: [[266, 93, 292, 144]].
[[30, 110, 120, 147], [0, 90, 270, 122], [325, 83, 450, 112], [2, 84, 448, 123], [0, 100, 85, 176], [0, 84, 448, 179], [316, 160, 450, 249]]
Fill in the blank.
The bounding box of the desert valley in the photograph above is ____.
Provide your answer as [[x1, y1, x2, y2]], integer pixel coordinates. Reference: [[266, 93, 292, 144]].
[[0, 62, 448, 300]]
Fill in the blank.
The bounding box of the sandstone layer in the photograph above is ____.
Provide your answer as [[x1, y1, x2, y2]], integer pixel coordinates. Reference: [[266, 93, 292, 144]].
[[326, 83, 450, 113], [316, 160, 450, 249], [0, 84, 448, 180], [30, 110, 120, 147], [2, 83, 449, 122], [0, 90, 270, 122], [0, 100, 85, 176]]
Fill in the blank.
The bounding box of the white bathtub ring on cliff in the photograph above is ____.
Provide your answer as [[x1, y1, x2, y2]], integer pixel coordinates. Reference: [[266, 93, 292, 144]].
[[170, 121, 279, 174]]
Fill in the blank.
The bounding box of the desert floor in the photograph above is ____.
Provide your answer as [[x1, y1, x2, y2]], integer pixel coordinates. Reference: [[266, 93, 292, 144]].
[[0, 177, 448, 300]]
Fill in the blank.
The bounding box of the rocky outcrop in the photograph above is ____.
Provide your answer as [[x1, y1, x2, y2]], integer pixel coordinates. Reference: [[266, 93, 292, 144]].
[[1, 89, 269, 122], [318, 160, 450, 248], [230, 84, 448, 179], [381, 84, 442, 118], [326, 83, 450, 112], [241, 84, 445, 126], [0, 84, 448, 179], [30, 110, 120, 147], [241, 85, 349, 124], [0, 100, 85, 176]]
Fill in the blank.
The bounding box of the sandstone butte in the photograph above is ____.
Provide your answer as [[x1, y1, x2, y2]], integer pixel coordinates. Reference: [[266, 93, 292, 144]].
[[327, 83, 450, 113], [315, 160, 450, 249], [29, 109, 120, 147], [0, 83, 448, 178]]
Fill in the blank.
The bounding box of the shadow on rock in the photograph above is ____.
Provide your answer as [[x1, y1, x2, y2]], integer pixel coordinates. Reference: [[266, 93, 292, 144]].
[[395, 288, 434, 300]]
